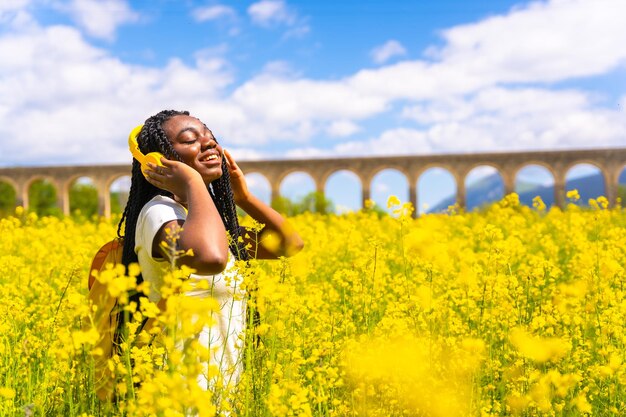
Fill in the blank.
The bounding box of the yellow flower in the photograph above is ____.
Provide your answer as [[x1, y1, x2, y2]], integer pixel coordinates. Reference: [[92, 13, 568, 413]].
[[566, 189, 580, 201], [573, 393, 592, 413], [386, 195, 401, 208], [0, 387, 15, 399], [596, 196, 609, 209], [509, 328, 570, 363], [71, 327, 100, 349], [260, 230, 282, 253], [393, 202, 414, 217], [4, 187, 626, 415], [532, 196, 546, 211]]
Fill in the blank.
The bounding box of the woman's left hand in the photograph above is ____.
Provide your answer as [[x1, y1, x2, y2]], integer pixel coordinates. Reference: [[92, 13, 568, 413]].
[[223, 149, 250, 205]]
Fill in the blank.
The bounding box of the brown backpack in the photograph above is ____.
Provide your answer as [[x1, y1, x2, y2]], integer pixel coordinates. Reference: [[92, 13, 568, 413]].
[[87, 238, 165, 401]]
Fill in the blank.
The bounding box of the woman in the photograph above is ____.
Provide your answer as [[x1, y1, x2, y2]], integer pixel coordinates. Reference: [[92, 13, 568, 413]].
[[117, 109, 303, 400]]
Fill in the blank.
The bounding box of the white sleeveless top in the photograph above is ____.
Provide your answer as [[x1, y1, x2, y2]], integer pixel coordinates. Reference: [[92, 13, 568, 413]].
[[134, 194, 238, 302], [134, 194, 245, 393]]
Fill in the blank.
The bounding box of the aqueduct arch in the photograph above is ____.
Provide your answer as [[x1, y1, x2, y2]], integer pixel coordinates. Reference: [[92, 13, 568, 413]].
[[513, 162, 557, 187], [65, 174, 98, 216], [0, 176, 18, 212], [416, 166, 458, 213], [322, 169, 363, 211], [0, 148, 624, 218], [24, 176, 61, 214], [564, 160, 607, 183], [107, 174, 132, 216]]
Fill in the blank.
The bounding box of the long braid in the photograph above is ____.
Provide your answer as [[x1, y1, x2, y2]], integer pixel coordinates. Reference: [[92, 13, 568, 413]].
[[210, 161, 259, 340], [210, 161, 250, 261], [118, 111, 184, 278], [115, 110, 188, 346]]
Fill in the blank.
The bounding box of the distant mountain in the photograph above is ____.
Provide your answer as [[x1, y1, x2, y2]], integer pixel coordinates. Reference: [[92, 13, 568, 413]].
[[427, 171, 608, 213]]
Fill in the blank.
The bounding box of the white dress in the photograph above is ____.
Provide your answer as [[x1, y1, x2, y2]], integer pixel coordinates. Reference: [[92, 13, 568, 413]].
[[134, 195, 245, 392]]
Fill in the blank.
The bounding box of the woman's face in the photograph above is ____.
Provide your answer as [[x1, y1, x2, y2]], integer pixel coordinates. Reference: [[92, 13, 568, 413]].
[[162, 115, 224, 183]]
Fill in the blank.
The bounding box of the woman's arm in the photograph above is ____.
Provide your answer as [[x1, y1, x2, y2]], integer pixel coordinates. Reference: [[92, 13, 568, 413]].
[[224, 150, 304, 259], [237, 194, 305, 259], [146, 159, 229, 274]]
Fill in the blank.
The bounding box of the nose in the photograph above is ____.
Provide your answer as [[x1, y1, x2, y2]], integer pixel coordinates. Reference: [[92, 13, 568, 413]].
[[200, 134, 217, 150]]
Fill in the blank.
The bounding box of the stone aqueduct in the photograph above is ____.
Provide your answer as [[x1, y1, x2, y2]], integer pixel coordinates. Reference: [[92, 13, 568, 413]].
[[1, 148, 625, 218]]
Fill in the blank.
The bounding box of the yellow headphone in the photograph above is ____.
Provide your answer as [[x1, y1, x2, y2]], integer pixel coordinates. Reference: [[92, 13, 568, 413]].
[[128, 124, 165, 178]]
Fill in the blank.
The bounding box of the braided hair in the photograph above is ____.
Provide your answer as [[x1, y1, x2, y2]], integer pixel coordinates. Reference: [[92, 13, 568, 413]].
[[118, 110, 249, 272]]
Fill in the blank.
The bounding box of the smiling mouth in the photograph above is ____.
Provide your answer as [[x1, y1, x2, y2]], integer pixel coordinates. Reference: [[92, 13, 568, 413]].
[[199, 154, 219, 162]]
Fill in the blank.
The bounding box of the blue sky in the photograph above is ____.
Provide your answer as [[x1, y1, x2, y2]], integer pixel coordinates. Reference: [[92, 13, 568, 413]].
[[1, 0, 625, 210]]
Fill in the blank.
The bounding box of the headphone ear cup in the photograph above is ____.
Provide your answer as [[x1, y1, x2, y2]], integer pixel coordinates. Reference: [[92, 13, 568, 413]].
[[141, 152, 165, 178]]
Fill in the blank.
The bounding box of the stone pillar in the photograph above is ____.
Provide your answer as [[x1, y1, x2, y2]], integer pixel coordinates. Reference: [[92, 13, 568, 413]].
[[609, 165, 625, 207], [554, 172, 566, 209], [14, 182, 25, 209], [270, 182, 281, 204], [455, 173, 466, 210], [502, 170, 515, 196], [57, 180, 70, 216], [315, 176, 325, 195], [21, 181, 29, 211], [362, 187, 371, 209], [359, 172, 372, 210], [409, 181, 417, 218], [607, 183, 617, 207], [605, 169, 618, 207], [97, 180, 111, 218]]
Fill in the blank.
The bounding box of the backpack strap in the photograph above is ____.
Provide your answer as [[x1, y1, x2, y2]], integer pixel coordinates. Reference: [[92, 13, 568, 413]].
[[88, 238, 123, 289]]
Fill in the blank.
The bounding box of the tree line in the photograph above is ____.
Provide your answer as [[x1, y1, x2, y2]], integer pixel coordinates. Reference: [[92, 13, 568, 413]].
[[3, 178, 623, 219], [0, 179, 349, 218]]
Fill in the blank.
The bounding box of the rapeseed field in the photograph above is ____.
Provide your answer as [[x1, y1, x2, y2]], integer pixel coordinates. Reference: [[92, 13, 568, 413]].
[[0, 193, 624, 416]]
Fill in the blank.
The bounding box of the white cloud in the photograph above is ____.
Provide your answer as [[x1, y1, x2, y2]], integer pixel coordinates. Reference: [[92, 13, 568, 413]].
[[619, 94, 626, 110], [1, 0, 626, 167], [283, 24, 310, 39], [247, 0, 294, 27], [0, 22, 235, 166], [326, 120, 361, 138], [370, 40, 406, 64], [110, 175, 131, 191], [0, 0, 35, 29], [225, 148, 268, 162], [374, 182, 390, 193], [280, 171, 315, 199], [284, 147, 327, 159], [333, 128, 432, 157], [247, 0, 309, 37], [516, 165, 554, 185], [193, 43, 230, 61], [401, 88, 589, 125], [402, 87, 626, 152], [258, 60, 300, 78], [58, 0, 138, 40], [566, 163, 601, 179], [299, 87, 626, 159], [466, 166, 498, 183], [347, 0, 626, 102], [243, 172, 271, 187], [228, 76, 388, 144], [192, 4, 236, 22], [432, 0, 626, 83], [0, 0, 30, 15]]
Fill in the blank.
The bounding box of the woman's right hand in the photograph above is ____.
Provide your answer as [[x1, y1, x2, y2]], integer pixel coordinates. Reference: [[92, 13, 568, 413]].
[[148, 157, 229, 275], [145, 158, 204, 200]]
